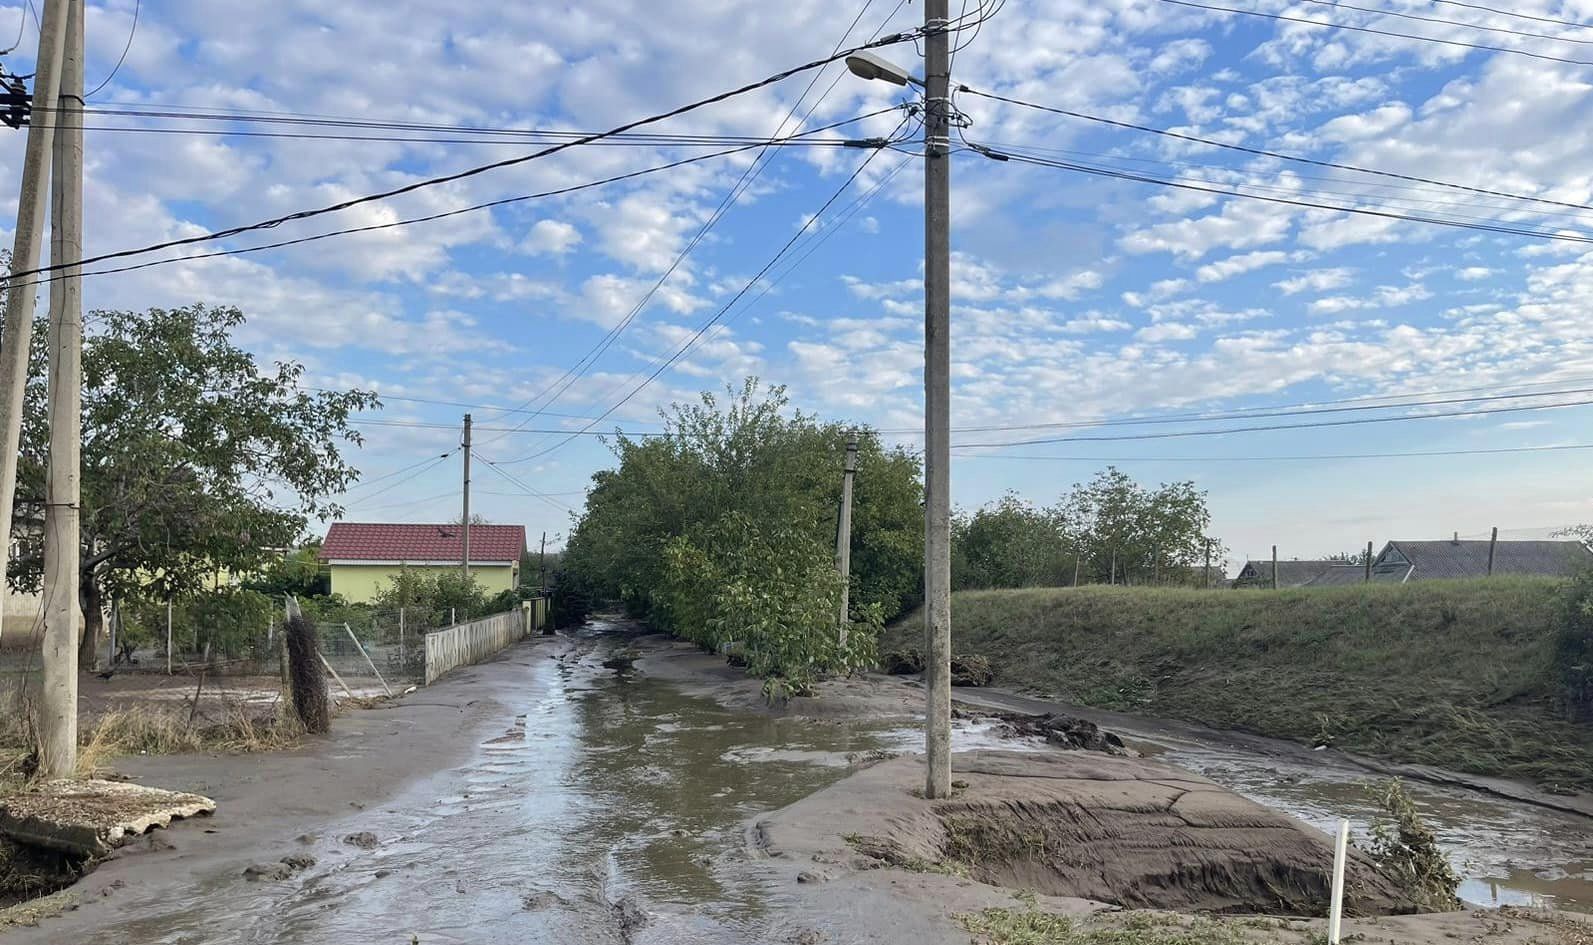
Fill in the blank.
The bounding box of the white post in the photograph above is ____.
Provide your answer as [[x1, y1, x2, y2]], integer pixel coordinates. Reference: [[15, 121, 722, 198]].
[[836, 434, 858, 645], [37, 0, 83, 780], [1328, 818, 1349, 944], [461, 413, 471, 581], [0, 0, 69, 648]]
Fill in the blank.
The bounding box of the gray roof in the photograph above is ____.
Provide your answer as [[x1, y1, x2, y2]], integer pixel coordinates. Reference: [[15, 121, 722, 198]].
[[1301, 565, 1369, 587], [1235, 559, 1341, 587], [1376, 539, 1592, 582]]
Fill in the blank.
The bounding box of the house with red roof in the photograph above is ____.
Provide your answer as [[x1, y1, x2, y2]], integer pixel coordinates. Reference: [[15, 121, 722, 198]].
[[319, 522, 527, 603]]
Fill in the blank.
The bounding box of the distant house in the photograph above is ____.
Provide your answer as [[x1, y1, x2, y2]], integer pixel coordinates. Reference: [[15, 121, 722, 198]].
[[1233, 559, 1360, 588], [1370, 537, 1593, 583], [320, 522, 527, 603]]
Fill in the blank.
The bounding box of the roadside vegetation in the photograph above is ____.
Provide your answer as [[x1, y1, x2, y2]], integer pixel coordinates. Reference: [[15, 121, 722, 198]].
[[886, 577, 1593, 789], [558, 379, 924, 694]]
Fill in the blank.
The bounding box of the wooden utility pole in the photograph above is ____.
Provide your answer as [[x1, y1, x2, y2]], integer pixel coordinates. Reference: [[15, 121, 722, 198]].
[[461, 413, 471, 581], [38, 0, 82, 779], [1204, 539, 1212, 589], [0, 0, 68, 647], [1487, 526, 1498, 576], [1364, 540, 1373, 583], [1271, 545, 1279, 590], [922, 0, 953, 800], [836, 435, 858, 645]]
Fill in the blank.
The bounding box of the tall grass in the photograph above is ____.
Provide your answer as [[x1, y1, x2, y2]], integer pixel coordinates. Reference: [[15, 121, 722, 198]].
[[887, 578, 1593, 789]]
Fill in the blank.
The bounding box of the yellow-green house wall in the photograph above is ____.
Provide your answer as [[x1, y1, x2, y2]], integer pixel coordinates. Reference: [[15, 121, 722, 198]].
[[328, 562, 519, 603]]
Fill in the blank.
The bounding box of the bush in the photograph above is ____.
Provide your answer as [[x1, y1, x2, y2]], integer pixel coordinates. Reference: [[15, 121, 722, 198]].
[[1558, 571, 1593, 720]]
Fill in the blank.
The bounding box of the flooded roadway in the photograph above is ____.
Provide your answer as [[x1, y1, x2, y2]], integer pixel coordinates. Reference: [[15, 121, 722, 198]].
[[33, 619, 1593, 944]]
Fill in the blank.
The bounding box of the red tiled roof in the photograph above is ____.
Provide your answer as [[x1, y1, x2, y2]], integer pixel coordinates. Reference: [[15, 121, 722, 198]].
[[320, 522, 526, 563]]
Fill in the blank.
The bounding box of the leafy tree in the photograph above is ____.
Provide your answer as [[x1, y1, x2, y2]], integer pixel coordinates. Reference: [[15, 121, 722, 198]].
[[951, 494, 1072, 590], [244, 542, 330, 598], [8, 303, 377, 664], [1055, 467, 1217, 586], [559, 379, 921, 680]]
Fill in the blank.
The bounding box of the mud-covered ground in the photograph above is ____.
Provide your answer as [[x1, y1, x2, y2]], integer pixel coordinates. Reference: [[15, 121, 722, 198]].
[[0, 618, 1587, 944]]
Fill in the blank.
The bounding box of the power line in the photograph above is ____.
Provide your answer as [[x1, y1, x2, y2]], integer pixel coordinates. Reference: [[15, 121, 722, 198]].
[[2, 110, 901, 294], [978, 143, 1593, 245], [476, 0, 908, 448], [470, 452, 577, 514], [1293, 0, 1593, 45], [955, 442, 1593, 462], [489, 115, 911, 466], [952, 396, 1593, 448], [342, 452, 457, 504], [321, 389, 662, 424], [22, 121, 877, 148], [342, 451, 459, 494], [961, 87, 1593, 217], [0, 0, 27, 55], [84, 0, 138, 98], [1429, 0, 1593, 30], [1155, 0, 1593, 66], [2, 30, 920, 286]]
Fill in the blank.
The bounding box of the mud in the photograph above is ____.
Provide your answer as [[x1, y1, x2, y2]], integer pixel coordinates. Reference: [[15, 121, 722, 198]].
[[760, 749, 1423, 916]]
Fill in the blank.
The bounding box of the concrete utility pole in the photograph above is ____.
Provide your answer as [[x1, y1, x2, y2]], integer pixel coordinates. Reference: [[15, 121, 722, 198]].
[[38, 0, 82, 779], [538, 530, 547, 594], [461, 413, 471, 582], [0, 0, 69, 647], [922, 0, 953, 801], [1487, 526, 1498, 576], [836, 434, 859, 646], [1364, 540, 1373, 583], [1271, 545, 1279, 590], [1204, 539, 1212, 590]]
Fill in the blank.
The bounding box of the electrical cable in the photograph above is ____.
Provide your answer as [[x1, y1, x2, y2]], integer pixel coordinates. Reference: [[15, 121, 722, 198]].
[[471, 453, 577, 514], [1292, 0, 1593, 45], [976, 143, 1593, 245], [488, 115, 911, 466], [341, 450, 459, 494], [1155, 0, 1593, 66], [1429, 0, 1593, 30], [2, 110, 901, 295], [342, 452, 456, 504], [952, 396, 1593, 448], [2, 29, 921, 286], [0, 0, 27, 55], [84, 0, 137, 98], [962, 87, 1593, 217], [953, 442, 1593, 462], [474, 0, 905, 447]]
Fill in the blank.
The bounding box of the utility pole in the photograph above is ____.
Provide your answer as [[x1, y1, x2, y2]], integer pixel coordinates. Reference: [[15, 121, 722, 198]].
[[0, 0, 69, 647], [538, 530, 547, 595], [1364, 540, 1373, 583], [922, 0, 953, 801], [1204, 539, 1212, 590], [38, 0, 82, 779], [461, 413, 471, 582], [1487, 526, 1498, 577], [1271, 545, 1279, 590], [836, 435, 859, 646]]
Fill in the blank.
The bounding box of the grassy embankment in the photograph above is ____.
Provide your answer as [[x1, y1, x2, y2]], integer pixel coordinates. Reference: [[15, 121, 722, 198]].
[[884, 577, 1593, 790]]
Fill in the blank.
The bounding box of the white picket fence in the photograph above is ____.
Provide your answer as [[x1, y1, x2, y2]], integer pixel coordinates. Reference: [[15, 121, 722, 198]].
[[423, 607, 528, 685]]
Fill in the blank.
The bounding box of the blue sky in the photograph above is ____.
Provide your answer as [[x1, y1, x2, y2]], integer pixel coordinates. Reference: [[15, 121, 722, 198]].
[[4, 0, 1593, 568]]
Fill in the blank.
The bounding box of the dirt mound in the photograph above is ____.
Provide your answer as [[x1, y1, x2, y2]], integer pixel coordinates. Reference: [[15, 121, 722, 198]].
[[989, 712, 1126, 754], [877, 649, 993, 686], [758, 750, 1425, 917]]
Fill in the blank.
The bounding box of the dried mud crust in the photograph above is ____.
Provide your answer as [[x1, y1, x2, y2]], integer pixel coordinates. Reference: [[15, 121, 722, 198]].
[[761, 750, 1426, 917]]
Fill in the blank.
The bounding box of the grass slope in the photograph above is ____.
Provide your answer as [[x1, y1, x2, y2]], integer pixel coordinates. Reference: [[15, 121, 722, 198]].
[[885, 578, 1593, 790]]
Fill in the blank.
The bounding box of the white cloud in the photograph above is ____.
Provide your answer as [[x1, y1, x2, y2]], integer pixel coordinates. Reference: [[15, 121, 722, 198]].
[[522, 219, 582, 256], [1196, 250, 1295, 283], [1274, 268, 1355, 295], [1456, 266, 1494, 281]]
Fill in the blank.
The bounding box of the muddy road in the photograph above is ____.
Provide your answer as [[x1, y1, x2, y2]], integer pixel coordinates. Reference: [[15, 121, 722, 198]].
[[8, 617, 1590, 943]]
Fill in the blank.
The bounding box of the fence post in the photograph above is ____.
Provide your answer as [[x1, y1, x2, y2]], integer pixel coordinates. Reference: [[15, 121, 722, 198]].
[[1328, 819, 1349, 944], [344, 622, 393, 697]]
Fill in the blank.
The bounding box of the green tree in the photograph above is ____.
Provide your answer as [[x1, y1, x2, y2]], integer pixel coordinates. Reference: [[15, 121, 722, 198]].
[[951, 494, 1072, 590], [559, 379, 921, 680], [8, 304, 376, 664], [1053, 467, 1218, 587]]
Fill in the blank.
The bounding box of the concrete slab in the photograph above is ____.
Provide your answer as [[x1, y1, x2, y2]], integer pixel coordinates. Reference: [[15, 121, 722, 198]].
[[0, 779, 215, 857]]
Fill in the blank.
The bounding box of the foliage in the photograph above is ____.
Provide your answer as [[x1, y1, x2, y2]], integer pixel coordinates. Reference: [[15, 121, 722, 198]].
[[1556, 570, 1593, 721], [121, 586, 276, 659], [7, 303, 376, 661], [1366, 778, 1460, 912], [953, 494, 1072, 590], [950, 469, 1222, 591], [884, 578, 1593, 789], [559, 379, 920, 682], [369, 567, 495, 630], [955, 909, 1264, 945], [244, 543, 329, 598]]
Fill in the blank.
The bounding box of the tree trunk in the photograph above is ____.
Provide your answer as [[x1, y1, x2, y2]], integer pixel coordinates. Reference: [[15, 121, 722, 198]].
[[78, 574, 101, 670]]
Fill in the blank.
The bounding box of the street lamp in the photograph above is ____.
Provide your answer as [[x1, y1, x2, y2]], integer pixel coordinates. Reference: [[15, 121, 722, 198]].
[[844, 51, 921, 87], [846, 12, 954, 801]]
